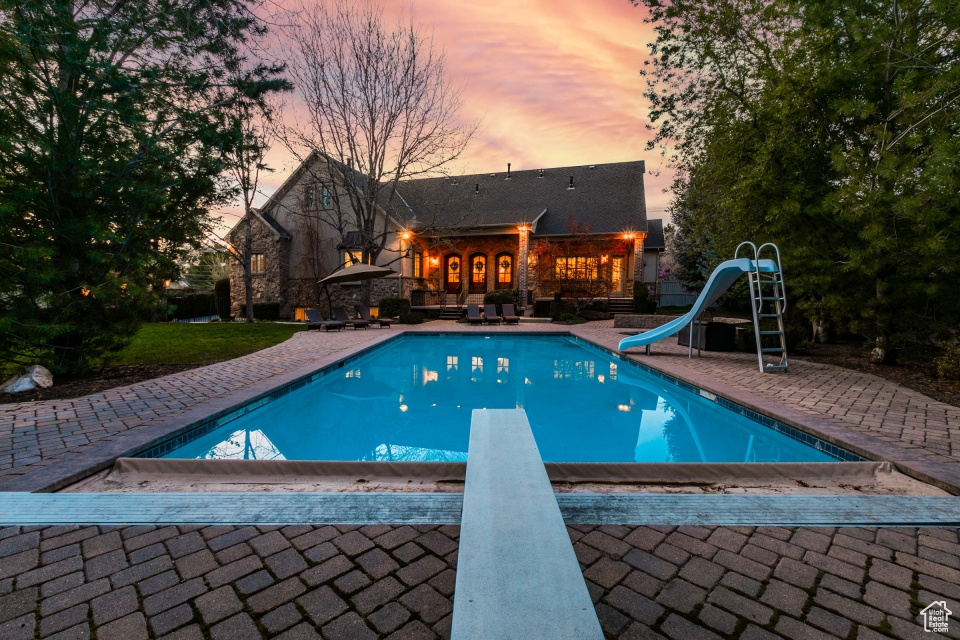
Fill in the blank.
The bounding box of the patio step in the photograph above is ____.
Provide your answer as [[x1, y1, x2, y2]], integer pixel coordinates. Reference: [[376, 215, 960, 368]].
[[451, 409, 602, 640]]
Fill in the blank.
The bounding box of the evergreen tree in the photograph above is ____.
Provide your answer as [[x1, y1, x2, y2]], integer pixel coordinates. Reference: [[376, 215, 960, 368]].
[[0, 0, 286, 374], [637, 0, 960, 361]]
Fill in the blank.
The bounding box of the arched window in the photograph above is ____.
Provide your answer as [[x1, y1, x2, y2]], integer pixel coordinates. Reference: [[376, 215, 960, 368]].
[[495, 253, 513, 289], [469, 253, 487, 293]]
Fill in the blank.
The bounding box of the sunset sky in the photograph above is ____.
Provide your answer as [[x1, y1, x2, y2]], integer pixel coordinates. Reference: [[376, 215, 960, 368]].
[[241, 0, 672, 226]]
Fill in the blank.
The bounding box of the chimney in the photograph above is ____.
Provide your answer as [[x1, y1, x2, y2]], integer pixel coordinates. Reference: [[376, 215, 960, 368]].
[[475, 183, 480, 194], [506, 163, 511, 179], [568, 176, 575, 190]]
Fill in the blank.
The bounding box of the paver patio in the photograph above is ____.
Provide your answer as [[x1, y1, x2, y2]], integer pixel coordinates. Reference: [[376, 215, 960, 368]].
[[2, 321, 960, 639], [1, 523, 958, 639]]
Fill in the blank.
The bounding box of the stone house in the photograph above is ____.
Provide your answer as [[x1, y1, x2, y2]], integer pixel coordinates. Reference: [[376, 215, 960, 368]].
[[226, 155, 650, 319]]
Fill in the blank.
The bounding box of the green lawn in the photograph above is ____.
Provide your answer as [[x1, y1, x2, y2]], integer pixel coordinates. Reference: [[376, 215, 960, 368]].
[[115, 322, 305, 366]]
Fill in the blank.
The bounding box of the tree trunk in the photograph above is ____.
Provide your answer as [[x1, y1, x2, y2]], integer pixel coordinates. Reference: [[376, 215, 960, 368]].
[[244, 210, 254, 323]]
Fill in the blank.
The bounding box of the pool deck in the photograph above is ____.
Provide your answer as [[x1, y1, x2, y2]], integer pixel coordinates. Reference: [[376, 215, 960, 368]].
[[1, 321, 960, 638]]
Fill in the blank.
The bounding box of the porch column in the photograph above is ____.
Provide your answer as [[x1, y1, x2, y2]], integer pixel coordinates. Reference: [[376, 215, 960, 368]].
[[517, 226, 530, 306], [631, 233, 646, 283]]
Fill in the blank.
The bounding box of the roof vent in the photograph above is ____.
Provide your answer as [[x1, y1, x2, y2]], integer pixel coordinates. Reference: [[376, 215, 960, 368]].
[[589, 165, 595, 169], [475, 183, 480, 194], [506, 163, 511, 179], [538, 169, 544, 178], [568, 176, 575, 190]]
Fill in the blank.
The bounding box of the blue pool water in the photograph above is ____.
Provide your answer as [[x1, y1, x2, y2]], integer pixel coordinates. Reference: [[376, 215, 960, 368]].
[[160, 335, 838, 463]]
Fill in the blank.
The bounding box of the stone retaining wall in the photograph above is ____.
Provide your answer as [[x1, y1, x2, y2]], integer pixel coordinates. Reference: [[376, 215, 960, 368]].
[[613, 314, 749, 329]]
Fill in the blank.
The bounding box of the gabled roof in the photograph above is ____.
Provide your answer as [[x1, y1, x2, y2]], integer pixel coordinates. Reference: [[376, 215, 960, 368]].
[[225, 208, 291, 242], [391, 161, 647, 236], [645, 219, 665, 249]]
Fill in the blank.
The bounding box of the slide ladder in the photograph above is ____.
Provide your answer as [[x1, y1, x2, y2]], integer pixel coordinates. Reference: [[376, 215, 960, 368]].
[[739, 242, 788, 372]]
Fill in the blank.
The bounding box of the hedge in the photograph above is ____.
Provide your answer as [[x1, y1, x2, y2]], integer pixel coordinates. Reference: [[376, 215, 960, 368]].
[[167, 293, 217, 320], [378, 297, 411, 318], [253, 302, 280, 321], [214, 278, 230, 320]]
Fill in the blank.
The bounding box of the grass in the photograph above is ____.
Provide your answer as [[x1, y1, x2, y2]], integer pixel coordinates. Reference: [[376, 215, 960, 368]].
[[656, 305, 694, 315], [114, 322, 305, 366]]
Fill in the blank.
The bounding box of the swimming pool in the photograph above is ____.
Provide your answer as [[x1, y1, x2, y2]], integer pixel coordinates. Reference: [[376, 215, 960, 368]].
[[150, 334, 852, 464]]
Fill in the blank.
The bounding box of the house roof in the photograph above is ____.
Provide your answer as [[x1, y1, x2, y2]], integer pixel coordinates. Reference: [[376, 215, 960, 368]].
[[645, 219, 665, 249], [391, 161, 647, 236], [225, 208, 291, 242]]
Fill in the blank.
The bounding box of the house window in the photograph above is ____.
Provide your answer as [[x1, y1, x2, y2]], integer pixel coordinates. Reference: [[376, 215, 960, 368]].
[[343, 250, 363, 267], [414, 252, 423, 279], [304, 185, 315, 209], [322, 187, 332, 208], [555, 257, 598, 280], [251, 253, 265, 274], [496, 253, 512, 288], [471, 255, 485, 284]]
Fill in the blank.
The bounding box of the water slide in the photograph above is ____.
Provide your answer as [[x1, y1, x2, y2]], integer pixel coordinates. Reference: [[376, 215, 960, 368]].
[[618, 258, 779, 352]]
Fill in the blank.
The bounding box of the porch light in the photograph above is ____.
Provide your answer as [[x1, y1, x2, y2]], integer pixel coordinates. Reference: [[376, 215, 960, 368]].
[[600, 254, 609, 264], [400, 230, 412, 241], [623, 232, 636, 241], [430, 256, 439, 266], [517, 224, 530, 232]]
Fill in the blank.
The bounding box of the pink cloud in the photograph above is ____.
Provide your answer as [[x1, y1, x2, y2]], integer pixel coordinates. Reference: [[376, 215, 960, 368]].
[[226, 0, 673, 228]]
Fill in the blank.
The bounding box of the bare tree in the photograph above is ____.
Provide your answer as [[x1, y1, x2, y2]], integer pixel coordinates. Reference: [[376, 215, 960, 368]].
[[224, 102, 276, 322], [281, 0, 477, 304]]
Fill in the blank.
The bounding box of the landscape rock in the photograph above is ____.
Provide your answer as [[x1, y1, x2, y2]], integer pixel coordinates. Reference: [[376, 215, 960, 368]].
[[1, 365, 54, 393]]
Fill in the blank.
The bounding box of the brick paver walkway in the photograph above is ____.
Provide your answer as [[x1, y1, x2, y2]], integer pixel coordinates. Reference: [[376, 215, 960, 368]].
[[2, 523, 958, 639]]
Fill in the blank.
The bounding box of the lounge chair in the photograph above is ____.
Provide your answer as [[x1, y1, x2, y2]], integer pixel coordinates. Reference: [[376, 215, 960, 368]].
[[357, 305, 394, 328], [303, 309, 344, 332], [501, 303, 520, 325], [333, 306, 370, 329], [466, 304, 484, 325], [483, 304, 502, 325]]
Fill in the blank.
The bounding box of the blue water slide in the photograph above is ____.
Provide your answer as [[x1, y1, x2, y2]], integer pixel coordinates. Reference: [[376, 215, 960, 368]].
[[618, 258, 778, 351]]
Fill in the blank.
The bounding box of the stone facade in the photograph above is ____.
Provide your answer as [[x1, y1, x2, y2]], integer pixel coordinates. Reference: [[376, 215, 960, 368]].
[[226, 214, 291, 318]]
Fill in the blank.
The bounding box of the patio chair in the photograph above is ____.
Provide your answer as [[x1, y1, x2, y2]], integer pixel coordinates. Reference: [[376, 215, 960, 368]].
[[357, 305, 394, 328], [466, 304, 484, 325], [303, 309, 344, 332], [483, 304, 502, 325], [333, 306, 370, 329], [501, 303, 520, 325]]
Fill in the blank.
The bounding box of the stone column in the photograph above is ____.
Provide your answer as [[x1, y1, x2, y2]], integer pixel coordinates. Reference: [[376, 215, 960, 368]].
[[632, 233, 647, 283], [517, 226, 530, 307]]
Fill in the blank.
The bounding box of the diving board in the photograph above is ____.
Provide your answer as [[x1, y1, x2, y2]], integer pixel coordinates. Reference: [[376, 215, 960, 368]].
[[451, 409, 603, 640]]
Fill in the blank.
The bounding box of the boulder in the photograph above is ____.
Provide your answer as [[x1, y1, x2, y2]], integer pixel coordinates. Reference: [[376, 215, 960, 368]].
[[1, 365, 54, 393]]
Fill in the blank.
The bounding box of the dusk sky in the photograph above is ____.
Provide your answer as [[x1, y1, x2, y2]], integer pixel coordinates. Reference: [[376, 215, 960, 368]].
[[243, 0, 672, 227]]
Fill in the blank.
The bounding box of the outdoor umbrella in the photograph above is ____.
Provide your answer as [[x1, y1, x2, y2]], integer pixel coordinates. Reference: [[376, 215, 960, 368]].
[[317, 263, 396, 316]]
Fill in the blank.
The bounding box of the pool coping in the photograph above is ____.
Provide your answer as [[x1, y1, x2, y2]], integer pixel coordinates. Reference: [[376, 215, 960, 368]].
[[3, 327, 959, 495]]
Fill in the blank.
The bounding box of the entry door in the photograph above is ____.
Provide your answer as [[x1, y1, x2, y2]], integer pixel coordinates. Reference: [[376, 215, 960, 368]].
[[611, 257, 624, 295], [445, 255, 462, 293]]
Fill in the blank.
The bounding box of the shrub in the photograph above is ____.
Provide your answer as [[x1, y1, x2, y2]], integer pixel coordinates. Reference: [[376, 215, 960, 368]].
[[399, 311, 425, 324], [534, 299, 553, 318], [483, 289, 519, 315], [214, 278, 230, 320], [167, 293, 216, 320], [378, 297, 411, 318], [252, 302, 280, 321], [633, 282, 655, 313], [936, 344, 960, 381]]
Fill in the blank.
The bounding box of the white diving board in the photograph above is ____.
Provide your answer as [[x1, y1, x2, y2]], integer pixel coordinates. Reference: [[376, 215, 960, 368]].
[[451, 409, 603, 640]]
